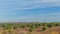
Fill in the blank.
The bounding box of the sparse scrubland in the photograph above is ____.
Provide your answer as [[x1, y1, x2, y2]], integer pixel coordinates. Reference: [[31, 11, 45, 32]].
[[0, 22, 60, 34]]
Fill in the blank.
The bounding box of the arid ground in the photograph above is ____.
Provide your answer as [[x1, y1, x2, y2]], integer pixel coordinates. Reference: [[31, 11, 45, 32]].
[[0, 22, 60, 34]]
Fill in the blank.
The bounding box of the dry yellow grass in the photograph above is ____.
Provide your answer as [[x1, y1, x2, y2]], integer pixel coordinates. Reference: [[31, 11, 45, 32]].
[[50, 31, 59, 34], [0, 26, 60, 34]]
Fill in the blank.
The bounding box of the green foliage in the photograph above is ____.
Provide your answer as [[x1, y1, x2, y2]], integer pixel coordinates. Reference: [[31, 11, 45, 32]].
[[29, 24, 35, 32], [27, 24, 31, 27], [42, 26, 48, 31], [18, 25, 22, 28], [30, 24, 35, 29], [29, 28, 34, 32], [55, 23, 60, 26], [35, 23, 40, 28], [48, 23, 57, 27], [13, 26, 18, 29], [43, 23, 48, 26], [0, 22, 60, 32], [21, 24, 26, 28], [8, 29, 13, 34]]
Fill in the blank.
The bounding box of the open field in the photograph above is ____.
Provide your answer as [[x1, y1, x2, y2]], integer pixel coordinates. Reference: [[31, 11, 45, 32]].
[[0, 22, 60, 34]]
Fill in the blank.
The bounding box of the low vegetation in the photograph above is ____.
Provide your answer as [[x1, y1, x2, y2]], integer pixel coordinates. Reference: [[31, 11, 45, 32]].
[[0, 22, 60, 34]]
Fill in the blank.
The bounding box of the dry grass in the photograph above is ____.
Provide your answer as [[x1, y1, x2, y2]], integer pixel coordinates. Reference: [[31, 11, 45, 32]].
[[50, 31, 59, 34], [0, 26, 60, 34]]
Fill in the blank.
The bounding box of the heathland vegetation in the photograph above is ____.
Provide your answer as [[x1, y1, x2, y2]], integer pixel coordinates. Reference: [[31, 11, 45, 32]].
[[0, 22, 60, 34]]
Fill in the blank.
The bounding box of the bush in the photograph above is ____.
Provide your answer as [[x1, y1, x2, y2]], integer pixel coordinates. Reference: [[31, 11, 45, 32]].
[[43, 23, 48, 26], [29, 25, 35, 32], [21, 24, 26, 28], [35, 23, 40, 28], [48, 23, 56, 27], [13, 26, 17, 29], [8, 29, 13, 34], [31, 25, 35, 28], [29, 28, 34, 32], [42, 26, 48, 31], [55, 23, 60, 26]]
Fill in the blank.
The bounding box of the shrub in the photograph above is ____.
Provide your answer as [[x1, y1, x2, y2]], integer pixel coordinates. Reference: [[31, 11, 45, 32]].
[[29, 25, 35, 32], [35, 23, 40, 28], [8, 29, 13, 34], [42, 26, 48, 31], [48, 23, 57, 27], [43, 23, 48, 26], [29, 28, 34, 32], [21, 24, 26, 28], [13, 26, 17, 29]]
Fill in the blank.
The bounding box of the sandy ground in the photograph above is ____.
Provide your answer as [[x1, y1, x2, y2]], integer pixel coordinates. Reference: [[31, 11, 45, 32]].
[[0, 26, 60, 34]]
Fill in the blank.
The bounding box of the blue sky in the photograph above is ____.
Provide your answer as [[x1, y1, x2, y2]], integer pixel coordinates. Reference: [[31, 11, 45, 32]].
[[0, 0, 60, 22]]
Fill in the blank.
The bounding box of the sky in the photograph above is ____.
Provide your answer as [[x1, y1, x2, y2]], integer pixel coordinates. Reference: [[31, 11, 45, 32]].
[[0, 0, 60, 22]]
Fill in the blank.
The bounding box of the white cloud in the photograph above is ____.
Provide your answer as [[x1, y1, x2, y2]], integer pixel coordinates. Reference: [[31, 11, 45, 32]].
[[2, 12, 60, 22], [0, 0, 60, 10], [0, 0, 60, 22]]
